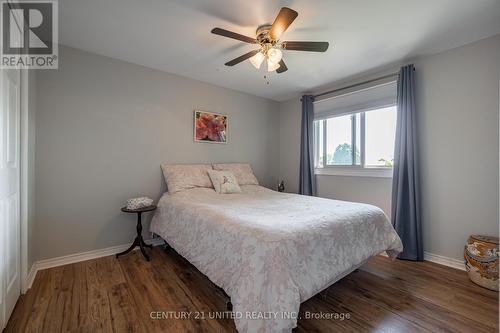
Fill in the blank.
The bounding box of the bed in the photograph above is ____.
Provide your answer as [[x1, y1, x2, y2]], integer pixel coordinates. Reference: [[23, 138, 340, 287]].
[[150, 179, 402, 333]]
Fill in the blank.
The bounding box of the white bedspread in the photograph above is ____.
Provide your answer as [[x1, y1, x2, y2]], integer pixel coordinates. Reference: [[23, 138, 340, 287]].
[[150, 185, 402, 333]]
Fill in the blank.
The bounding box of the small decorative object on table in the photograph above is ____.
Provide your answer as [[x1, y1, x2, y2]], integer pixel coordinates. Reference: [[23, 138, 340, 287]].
[[277, 180, 285, 192], [116, 205, 157, 261], [126, 197, 153, 210], [464, 235, 499, 291]]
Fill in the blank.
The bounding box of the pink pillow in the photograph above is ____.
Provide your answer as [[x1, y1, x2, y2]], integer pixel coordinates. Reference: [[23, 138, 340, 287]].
[[212, 163, 259, 185], [161, 164, 213, 193]]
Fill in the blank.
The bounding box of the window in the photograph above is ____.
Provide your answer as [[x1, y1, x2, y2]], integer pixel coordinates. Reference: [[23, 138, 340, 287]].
[[314, 105, 397, 177]]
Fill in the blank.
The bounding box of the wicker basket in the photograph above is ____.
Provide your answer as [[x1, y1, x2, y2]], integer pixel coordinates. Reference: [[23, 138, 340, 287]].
[[464, 235, 499, 291]]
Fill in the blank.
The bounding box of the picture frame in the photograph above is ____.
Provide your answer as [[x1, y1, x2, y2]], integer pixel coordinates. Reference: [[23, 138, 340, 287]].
[[194, 110, 228, 144]]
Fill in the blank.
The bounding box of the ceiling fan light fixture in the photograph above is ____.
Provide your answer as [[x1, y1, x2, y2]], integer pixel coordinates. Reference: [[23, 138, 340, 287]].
[[249, 51, 265, 69], [267, 48, 282, 64], [267, 58, 281, 72], [212, 7, 328, 74]]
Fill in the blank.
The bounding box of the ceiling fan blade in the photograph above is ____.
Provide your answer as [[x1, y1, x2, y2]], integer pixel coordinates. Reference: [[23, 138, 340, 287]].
[[282, 41, 329, 52], [269, 7, 298, 41], [211, 28, 257, 44], [224, 50, 260, 66], [276, 59, 288, 73]]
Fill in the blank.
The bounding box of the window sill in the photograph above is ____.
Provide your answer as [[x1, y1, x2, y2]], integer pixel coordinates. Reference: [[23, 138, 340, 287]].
[[315, 167, 393, 178]]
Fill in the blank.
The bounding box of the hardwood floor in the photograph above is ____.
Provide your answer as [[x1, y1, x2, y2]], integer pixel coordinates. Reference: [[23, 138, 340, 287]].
[[5, 246, 498, 333]]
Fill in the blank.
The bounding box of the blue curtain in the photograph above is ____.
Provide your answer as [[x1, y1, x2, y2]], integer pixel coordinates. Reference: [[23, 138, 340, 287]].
[[391, 64, 423, 261], [299, 95, 316, 196]]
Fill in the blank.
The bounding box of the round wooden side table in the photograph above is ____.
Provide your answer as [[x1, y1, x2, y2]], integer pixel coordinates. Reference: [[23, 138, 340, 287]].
[[116, 205, 157, 262]]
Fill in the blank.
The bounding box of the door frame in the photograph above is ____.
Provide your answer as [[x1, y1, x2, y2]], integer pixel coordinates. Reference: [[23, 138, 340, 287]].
[[20, 69, 30, 293], [0, 0, 29, 298], [4, 0, 33, 294]]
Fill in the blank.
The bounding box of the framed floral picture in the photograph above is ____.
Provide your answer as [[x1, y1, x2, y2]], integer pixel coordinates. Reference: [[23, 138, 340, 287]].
[[194, 110, 228, 144]]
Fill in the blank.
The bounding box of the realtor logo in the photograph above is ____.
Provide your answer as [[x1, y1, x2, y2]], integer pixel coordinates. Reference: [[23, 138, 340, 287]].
[[1, 0, 58, 69]]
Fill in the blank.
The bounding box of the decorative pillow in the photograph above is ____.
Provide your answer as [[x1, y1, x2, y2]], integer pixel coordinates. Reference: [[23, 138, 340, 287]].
[[126, 197, 153, 210], [161, 164, 213, 193], [207, 170, 242, 194], [212, 163, 259, 185]]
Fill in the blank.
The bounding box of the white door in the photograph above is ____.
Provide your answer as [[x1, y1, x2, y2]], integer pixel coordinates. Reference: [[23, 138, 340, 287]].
[[0, 3, 23, 328], [0, 66, 21, 329]]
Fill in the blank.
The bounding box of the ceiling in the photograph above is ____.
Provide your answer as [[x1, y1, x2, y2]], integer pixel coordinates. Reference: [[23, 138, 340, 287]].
[[59, 0, 500, 101]]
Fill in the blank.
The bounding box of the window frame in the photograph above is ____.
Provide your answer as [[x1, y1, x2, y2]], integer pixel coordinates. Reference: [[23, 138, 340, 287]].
[[314, 105, 396, 178]]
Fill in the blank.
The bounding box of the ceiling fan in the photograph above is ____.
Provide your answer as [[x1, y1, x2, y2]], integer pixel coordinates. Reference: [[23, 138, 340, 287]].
[[211, 7, 329, 74]]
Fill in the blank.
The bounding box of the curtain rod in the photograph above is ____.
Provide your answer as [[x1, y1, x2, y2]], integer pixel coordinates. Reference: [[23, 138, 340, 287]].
[[301, 72, 400, 102]]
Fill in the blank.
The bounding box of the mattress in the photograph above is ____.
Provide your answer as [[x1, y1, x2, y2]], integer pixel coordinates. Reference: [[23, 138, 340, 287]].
[[150, 185, 402, 332]]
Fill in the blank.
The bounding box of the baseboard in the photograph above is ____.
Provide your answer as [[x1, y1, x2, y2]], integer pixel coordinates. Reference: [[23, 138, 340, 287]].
[[25, 263, 38, 291], [25, 237, 165, 290], [423, 251, 465, 271], [379, 251, 465, 271]]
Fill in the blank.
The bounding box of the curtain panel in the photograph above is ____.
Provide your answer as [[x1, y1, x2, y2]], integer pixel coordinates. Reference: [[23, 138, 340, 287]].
[[391, 64, 423, 261], [299, 95, 316, 196]]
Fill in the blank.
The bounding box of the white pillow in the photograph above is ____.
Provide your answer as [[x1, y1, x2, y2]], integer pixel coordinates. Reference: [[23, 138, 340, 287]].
[[207, 170, 242, 194], [161, 164, 213, 193], [212, 163, 259, 185]]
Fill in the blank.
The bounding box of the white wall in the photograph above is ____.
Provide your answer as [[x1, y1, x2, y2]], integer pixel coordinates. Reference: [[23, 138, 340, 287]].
[[278, 35, 500, 260], [34, 46, 279, 261], [278, 98, 302, 194], [416, 35, 499, 260]]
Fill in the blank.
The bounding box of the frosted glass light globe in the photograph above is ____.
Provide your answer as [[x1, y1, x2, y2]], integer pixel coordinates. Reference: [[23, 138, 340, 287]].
[[267, 59, 281, 72], [249, 52, 265, 69], [267, 48, 283, 64]]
